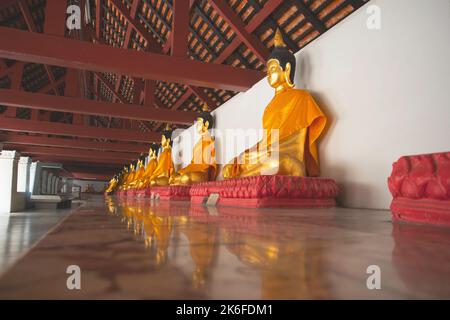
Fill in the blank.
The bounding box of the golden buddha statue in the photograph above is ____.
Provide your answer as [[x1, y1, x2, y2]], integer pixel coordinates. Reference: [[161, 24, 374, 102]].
[[122, 161, 137, 190], [128, 154, 146, 189], [169, 105, 217, 185], [117, 167, 128, 190], [222, 29, 327, 179], [105, 175, 118, 194], [149, 125, 175, 186], [135, 143, 160, 189]]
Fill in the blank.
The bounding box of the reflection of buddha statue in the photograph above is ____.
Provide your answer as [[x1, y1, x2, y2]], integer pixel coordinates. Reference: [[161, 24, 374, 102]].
[[223, 230, 328, 299], [150, 125, 175, 186], [143, 207, 173, 265], [222, 29, 326, 179], [128, 154, 146, 189], [183, 220, 218, 289], [136, 143, 160, 189], [169, 105, 217, 185]]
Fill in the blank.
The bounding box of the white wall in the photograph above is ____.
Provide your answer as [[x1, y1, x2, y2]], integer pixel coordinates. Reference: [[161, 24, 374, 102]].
[[174, 0, 450, 209]]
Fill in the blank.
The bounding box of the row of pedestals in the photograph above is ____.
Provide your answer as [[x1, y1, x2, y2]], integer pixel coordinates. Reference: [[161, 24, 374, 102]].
[[113, 176, 340, 209], [0, 149, 72, 214]]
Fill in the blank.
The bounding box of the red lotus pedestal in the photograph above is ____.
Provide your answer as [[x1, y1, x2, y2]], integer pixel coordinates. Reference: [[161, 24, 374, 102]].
[[135, 188, 151, 198], [152, 185, 191, 201], [126, 189, 136, 198], [190, 175, 338, 208], [388, 152, 450, 227]]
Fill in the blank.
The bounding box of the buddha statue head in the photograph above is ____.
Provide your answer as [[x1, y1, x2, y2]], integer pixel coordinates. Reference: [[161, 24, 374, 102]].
[[138, 153, 146, 167], [149, 143, 160, 159], [130, 160, 136, 172], [267, 28, 296, 92], [196, 104, 214, 136], [161, 124, 173, 149]]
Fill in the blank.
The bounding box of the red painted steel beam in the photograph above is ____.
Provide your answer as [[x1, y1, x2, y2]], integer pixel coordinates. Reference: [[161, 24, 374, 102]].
[[209, 0, 270, 63], [171, 0, 190, 57], [0, 27, 263, 91], [0, 133, 149, 153], [0, 89, 198, 125], [0, 117, 160, 143]]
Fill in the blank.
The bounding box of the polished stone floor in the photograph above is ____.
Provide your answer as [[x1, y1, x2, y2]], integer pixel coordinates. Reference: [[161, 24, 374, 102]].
[[0, 197, 449, 299], [0, 203, 80, 275]]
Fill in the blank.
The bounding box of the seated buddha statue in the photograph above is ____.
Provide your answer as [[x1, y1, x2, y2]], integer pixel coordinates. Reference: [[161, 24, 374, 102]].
[[135, 143, 160, 189], [117, 167, 128, 190], [149, 125, 175, 186], [128, 154, 146, 189], [122, 161, 137, 190], [222, 29, 327, 179], [105, 175, 118, 194], [169, 105, 217, 185]]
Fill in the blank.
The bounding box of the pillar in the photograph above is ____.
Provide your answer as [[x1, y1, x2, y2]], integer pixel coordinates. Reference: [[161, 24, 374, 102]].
[[47, 172, 54, 195], [41, 170, 48, 194], [0, 150, 25, 213], [17, 156, 32, 193]]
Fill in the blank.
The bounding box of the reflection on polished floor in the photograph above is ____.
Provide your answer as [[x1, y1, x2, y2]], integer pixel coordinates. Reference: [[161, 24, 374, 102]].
[[0, 197, 449, 299]]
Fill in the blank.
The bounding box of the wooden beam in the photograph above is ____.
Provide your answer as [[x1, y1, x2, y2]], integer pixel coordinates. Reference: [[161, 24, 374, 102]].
[[293, 0, 327, 33], [0, 89, 198, 125], [171, 0, 190, 57], [5, 144, 138, 161], [0, 27, 263, 91], [19, 0, 58, 94], [215, 0, 284, 64], [1, 62, 24, 118], [173, 0, 284, 109], [95, 0, 102, 39], [34, 156, 126, 166], [209, 0, 270, 62], [0, 117, 160, 143], [0, 133, 149, 153]]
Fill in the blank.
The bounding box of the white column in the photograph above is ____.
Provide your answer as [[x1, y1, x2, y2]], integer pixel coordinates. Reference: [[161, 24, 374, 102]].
[[17, 157, 32, 193], [47, 172, 53, 195], [52, 176, 58, 194], [29, 161, 40, 195], [41, 170, 48, 194], [0, 150, 23, 214]]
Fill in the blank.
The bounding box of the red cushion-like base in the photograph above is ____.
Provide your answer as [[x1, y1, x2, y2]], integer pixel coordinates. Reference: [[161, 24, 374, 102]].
[[388, 152, 450, 227], [190, 175, 338, 208], [135, 188, 151, 198], [152, 185, 191, 201], [391, 197, 450, 227]]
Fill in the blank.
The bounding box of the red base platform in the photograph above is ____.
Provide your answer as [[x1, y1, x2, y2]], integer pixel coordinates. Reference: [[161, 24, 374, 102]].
[[190, 175, 338, 208], [388, 152, 450, 227], [135, 188, 151, 198], [152, 185, 191, 201]]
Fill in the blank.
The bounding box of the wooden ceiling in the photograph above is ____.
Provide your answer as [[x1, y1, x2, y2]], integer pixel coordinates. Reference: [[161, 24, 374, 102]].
[[0, 0, 367, 178]]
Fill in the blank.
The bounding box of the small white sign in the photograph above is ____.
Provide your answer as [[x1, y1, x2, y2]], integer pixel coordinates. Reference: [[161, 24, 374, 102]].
[[206, 193, 220, 206]]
